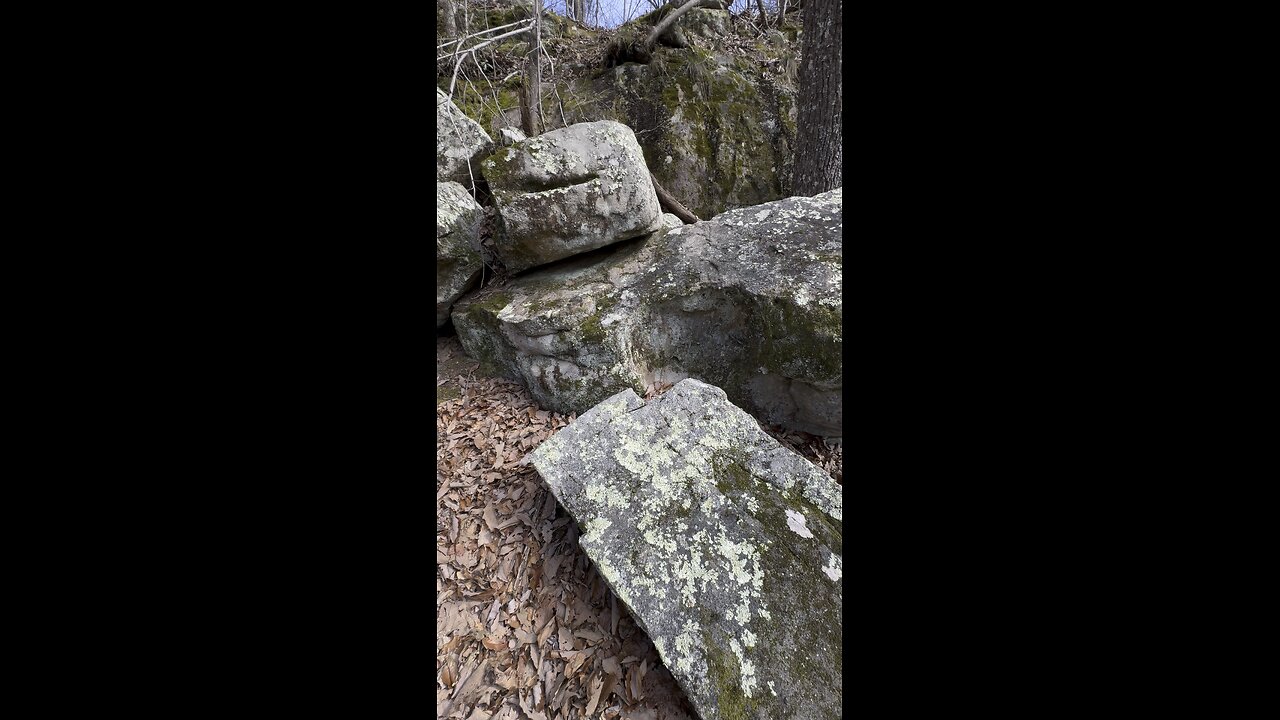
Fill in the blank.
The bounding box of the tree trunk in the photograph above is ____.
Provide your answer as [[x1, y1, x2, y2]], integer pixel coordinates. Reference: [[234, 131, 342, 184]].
[[521, 1, 543, 136], [791, 0, 841, 196], [440, 0, 457, 38]]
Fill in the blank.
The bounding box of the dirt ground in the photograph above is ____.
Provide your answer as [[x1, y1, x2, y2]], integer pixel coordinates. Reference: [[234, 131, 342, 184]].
[[436, 335, 841, 719]]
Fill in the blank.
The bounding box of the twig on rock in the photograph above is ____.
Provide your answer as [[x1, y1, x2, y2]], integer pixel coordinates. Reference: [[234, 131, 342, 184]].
[[650, 172, 700, 224]]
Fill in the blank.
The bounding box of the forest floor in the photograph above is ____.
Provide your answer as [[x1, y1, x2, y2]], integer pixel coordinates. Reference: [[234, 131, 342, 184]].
[[435, 335, 840, 719]]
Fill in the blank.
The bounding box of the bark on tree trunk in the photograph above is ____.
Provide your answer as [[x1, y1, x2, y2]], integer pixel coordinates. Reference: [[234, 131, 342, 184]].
[[791, 0, 841, 196], [521, 1, 543, 136], [440, 0, 457, 38]]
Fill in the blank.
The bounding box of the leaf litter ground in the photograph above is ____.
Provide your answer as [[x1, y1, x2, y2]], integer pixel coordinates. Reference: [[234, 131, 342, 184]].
[[436, 335, 840, 719]]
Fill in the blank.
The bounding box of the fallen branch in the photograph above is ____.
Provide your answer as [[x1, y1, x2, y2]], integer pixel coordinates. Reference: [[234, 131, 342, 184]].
[[644, 0, 726, 50], [650, 172, 700, 224]]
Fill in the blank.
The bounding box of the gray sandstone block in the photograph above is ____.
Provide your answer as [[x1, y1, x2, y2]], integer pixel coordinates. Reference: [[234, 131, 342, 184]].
[[530, 378, 842, 720]]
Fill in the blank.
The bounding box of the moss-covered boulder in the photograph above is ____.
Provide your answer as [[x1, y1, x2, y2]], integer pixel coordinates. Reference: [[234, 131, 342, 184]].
[[481, 120, 662, 273], [563, 18, 798, 220], [530, 379, 842, 720], [452, 188, 842, 437], [441, 5, 798, 219], [436, 181, 483, 328], [658, 7, 730, 49]]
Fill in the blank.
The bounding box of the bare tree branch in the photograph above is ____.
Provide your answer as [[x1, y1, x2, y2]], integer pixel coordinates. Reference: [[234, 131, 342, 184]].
[[437, 17, 533, 52], [437, 22, 534, 62], [540, 44, 569, 129]]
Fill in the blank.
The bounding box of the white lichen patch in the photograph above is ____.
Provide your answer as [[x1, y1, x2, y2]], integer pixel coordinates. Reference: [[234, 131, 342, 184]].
[[785, 509, 814, 538], [653, 637, 669, 664], [672, 532, 714, 606], [535, 436, 563, 465], [642, 528, 676, 555], [672, 620, 701, 674], [728, 638, 759, 698], [580, 517, 609, 545], [822, 551, 842, 582], [716, 532, 758, 585], [583, 477, 629, 510]]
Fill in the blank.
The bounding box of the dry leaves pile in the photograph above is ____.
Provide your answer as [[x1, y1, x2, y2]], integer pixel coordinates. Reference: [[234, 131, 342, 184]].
[[760, 424, 843, 485], [437, 339, 697, 720]]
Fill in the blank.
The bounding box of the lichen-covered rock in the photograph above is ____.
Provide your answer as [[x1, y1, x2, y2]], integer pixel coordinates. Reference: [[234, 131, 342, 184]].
[[437, 88, 494, 185], [659, 7, 730, 49], [443, 9, 800, 220], [530, 378, 842, 720], [497, 125, 527, 147], [481, 120, 662, 273], [660, 212, 683, 229], [436, 181, 483, 328], [452, 188, 842, 437], [565, 32, 798, 220]]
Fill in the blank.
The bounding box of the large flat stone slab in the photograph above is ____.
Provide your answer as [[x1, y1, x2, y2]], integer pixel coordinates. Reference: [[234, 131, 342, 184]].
[[530, 379, 842, 720], [453, 188, 841, 437]]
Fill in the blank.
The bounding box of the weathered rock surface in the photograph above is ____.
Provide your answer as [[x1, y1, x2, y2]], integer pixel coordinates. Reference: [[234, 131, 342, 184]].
[[497, 126, 527, 147], [453, 188, 842, 437], [658, 8, 730, 49], [481, 120, 662, 274], [530, 378, 842, 720], [660, 212, 683, 229], [437, 88, 494, 185], [436, 181, 483, 328], [444, 8, 799, 219], [568, 26, 798, 220]]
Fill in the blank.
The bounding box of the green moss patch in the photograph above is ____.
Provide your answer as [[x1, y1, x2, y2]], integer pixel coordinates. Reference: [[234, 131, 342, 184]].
[[702, 631, 756, 720]]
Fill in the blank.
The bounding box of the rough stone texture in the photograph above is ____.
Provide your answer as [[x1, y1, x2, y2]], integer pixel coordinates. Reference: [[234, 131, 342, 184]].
[[530, 378, 842, 720], [660, 212, 683, 229], [481, 121, 662, 274], [497, 126, 527, 147], [564, 32, 797, 221], [453, 188, 841, 437], [437, 88, 495, 185], [659, 8, 731, 49], [444, 6, 800, 220], [436, 181, 483, 328]]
